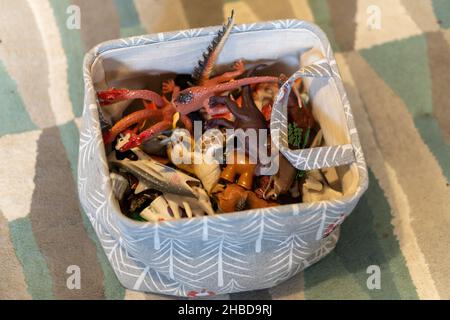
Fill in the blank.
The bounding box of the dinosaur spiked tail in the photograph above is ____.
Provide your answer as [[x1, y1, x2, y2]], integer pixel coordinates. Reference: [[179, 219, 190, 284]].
[[192, 10, 235, 85]]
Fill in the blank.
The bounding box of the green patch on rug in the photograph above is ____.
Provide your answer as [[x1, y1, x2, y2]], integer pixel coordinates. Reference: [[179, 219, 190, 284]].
[[58, 119, 125, 299], [80, 208, 126, 300], [49, 0, 85, 118], [58, 121, 125, 299], [120, 26, 147, 38], [432, 0, 450, 29], [360, 35, 432, 117], [304, 170, 418, 299], [58, 120, 80, 180], [415, 115, 450, 181], [9, 217, 54, 299], [114, 0, 147, 37], [307, 0, 339, 52], [361, 35, 450, 183], [0, 60, 37, 136]]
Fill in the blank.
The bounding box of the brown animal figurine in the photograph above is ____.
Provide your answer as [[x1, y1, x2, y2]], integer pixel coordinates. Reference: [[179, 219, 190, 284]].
[[220, 152, 257, 190], [206, 66, 271, 157], [287, 82, 315, 130], [263, 154, 297, 200], [206, 89, 267, 132], [217, 184, 276, 213], [206, 64, 269, 132]]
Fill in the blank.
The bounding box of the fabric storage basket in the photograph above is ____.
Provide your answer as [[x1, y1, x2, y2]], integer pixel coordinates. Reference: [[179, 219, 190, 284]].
[[78, 20, 368, 297]]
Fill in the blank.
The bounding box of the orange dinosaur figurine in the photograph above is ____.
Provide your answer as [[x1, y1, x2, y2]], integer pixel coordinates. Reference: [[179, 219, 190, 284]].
[[220, 152, 256, 190], [217, 184, 276, 213]]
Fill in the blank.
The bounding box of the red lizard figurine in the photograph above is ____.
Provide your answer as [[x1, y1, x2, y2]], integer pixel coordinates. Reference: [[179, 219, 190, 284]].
[[97, 88, 165, 107], [171, 10, 279, 117], [98, 88, 193, 151], [169, 75, 279, 115], [98, 72, 279, 151], [98, 12, 241, 151], [96, 11, 279, 152]]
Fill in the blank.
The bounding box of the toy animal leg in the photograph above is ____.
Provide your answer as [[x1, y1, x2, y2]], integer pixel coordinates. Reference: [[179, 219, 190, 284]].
[[209, 96, 240, 117], [217, 184, 249, 213], [237, 170, 254, 190], [247, 192, 277, 209], [220, 165, 237, 183], [104, 109, 163, 144], [204, 60, 245, 86], [180, 114, 193, 132], [206, 118, 234, 129], [97, 88, 165, 107], [120, 120, 172, 151], [138, 120, 173, 143], [162, 79, 176, 94], [203, 98, 230, 117]]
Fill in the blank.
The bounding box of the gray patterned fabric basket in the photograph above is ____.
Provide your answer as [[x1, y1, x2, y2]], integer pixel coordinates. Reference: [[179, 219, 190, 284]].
[[78, 20, 368, 297]]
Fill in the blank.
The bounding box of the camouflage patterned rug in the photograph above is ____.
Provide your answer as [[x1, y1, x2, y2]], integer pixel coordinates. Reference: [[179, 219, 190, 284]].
[[1, 0, 449, 300]]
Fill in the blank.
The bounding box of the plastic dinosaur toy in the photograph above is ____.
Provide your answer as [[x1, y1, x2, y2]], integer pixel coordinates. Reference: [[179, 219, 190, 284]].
[[98, 11, 325, 222], [167, 12, 279, 116], [166, 74, 279, 116], [98, 68, 276, 151], [98, 12, 278, 151], [100, 93, 193, 151], [217, 184, 277, 212], [287, 79, 315, 130], [100, 72, 278, 151], [220, 152, 257, 190], [191, 10, 237, 86], [206, 66, 268, 131], [97, 88, 165, 107]]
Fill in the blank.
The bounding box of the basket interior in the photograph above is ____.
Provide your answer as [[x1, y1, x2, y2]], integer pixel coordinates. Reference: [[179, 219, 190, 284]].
[[91, 27, 360, 199]]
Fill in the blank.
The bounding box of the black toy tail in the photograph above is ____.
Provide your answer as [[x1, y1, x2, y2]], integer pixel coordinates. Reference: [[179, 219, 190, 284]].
[[191, 10, 235, 85]]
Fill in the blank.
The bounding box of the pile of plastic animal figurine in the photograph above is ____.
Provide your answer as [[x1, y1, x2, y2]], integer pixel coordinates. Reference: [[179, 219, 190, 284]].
[[97, 12, 322, 222]]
